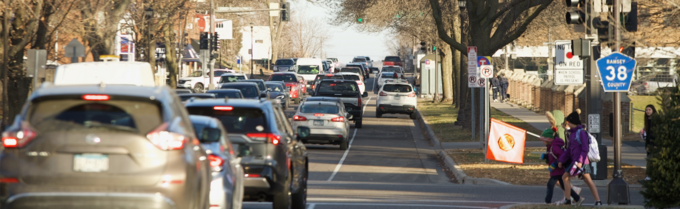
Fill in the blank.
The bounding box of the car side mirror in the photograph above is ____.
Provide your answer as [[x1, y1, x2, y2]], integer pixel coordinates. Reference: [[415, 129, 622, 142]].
[[296, 126, 310, 140], [200, 127, 221, 142], [345, 113, 353, 120], [237, 144, 252, 157]]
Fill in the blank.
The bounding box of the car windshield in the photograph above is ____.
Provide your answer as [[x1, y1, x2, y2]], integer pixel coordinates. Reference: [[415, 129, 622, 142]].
[[270, 74, 298, 82], [28, 99, 162, 134], [187, 107, 267, 134], [221, 85, 259, 98], [385, 57, 401, 61], [341, 68, 361, 74], [382, 67, 400, 73], [276, 60, 295, 65], [206, 90, 243, 98], [317, 81, 359, 93], [189, 71, 204, 77], [266, 84, 284, 92], [300, 104, 339, 114], [213, 71, 228, 77], [179, 94, 215, 101], [244, 81, 266, 91], [219, 75, 246, 83], [298, 65, 320, 74], [383, 84, 412, 92], [342, 75, 361, 81]]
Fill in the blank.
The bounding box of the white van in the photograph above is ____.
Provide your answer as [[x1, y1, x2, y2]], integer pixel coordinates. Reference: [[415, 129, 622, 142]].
[[294, 58, 324, 88], [53, 62, 156, 86]]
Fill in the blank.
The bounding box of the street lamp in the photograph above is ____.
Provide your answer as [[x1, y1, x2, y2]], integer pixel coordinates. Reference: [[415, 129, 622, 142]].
[[458, 0, 466, 10], [250, 22, 254, 78]]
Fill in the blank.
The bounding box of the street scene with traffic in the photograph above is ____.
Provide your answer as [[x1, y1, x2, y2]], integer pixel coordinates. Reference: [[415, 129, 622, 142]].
[[0, 0, 679, 208]]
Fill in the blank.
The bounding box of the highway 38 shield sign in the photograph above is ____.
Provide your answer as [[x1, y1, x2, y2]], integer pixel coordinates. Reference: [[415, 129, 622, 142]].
[[596, 52, 636, 92]]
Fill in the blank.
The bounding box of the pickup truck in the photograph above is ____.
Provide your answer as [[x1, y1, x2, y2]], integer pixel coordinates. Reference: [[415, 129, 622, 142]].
[[383, 56, 403, 67], [313, 79, 364, 128], [631, 74, 677, 95]]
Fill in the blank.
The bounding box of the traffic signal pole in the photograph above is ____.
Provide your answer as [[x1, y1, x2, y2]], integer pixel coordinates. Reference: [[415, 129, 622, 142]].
[[208, 0, 216, 90]]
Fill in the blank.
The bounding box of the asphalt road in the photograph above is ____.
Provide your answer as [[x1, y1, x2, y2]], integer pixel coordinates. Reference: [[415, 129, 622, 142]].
[[243, 71, 647, 209]]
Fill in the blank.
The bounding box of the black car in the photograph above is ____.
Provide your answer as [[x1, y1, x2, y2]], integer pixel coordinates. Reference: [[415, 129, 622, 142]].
[[312, 74, 343, 94], [0, 84, 211, 209], [369, 67, 379, 74], [265, 82, 290, 109], [313, 79, 364, 128], [242, 79, 269, 95], [185, 99, 308, 209], [219, 82, 267, 100], [207, 89, 244, 99], [345, 64, 369, 79], [179, 93, 216, 103], [274, 58, 296, 72], [176, 89, 193, 94]]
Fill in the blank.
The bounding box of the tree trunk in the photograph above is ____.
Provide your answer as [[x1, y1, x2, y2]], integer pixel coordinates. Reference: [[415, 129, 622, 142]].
[[164, 24, 178, 89], [442, 41, 453, 102], [453, 11, 462, 107]]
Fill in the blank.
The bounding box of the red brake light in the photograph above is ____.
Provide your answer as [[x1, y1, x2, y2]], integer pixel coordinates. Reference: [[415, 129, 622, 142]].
[[293, 115, 307, 121], [331, 116, 345, 122], [82, 94, 110, 101], [357, 81, 363, 85], [358, 96, 362, 107], [214, 106, 233, 111], [0, 178, 19, 183], [146, 123, 185, 150], [326, 74, 333, 77], [314, 113, 324, 117], [245, 174, 261, 178], [2, 122, 37, 148], [408, 92, 416, 97], [208, 154, 224, 168], [246, 133, 281, 145], [379, 91, 388, 96]]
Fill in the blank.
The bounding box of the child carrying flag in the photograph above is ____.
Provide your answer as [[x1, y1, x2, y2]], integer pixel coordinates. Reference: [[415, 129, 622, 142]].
[[541, 110, 582, 204]]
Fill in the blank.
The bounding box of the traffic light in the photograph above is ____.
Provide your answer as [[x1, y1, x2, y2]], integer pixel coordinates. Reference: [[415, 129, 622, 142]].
[[211, 32, 219, 51], [565, 0, 586, 24], [623, 2, 638, 32], [593, 17, 610, 43], [433, 46, 437, 51], [357, 18, 363, 23], [200, 32, 209, 49], [621, 42, 635, 58], [281, 2, 290, 22], [420, 42, 426, 51]]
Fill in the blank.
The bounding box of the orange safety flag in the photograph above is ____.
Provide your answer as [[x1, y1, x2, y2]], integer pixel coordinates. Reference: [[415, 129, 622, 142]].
[[486, 118, 527, 164]]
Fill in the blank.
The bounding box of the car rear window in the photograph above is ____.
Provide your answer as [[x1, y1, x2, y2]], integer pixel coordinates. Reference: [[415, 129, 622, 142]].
[[342, 75, 361, 81], [179, 94, 215, 101], [270, 74, 298, 82], [245, 81, 266, 91], [381, 72, 395, 78], [385, 57, 401, 61], [382, 67, 400, 73], [298, 65, 320, 74], [275, 60, 295, 65], [186, 107, 268, 133], [28, 99, 162, 134], [383, 84, 412, 92], [315, 75, 343, 81], [353, 58, 366, 62], [220, 85, 259, 98], [266, 84, 285, 92], [341, 68, 361, 74], [317, 81, 359, 93], [220, 75, 246, 83], [207, 90, 243, 99], [300, 104, 339, 114]]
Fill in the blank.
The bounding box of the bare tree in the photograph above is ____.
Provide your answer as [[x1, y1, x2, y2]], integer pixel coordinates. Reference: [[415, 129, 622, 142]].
[[80, 0, 133, 61], [281, 11, 332, 57]]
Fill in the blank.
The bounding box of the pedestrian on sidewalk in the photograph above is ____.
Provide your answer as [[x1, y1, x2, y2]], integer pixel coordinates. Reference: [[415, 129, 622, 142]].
[[500, 74, 509, 102], [640, 104, 657, 182], [542, 110, 581, 204], [491, 75, 501, 102], [558, 109, 602, 206]]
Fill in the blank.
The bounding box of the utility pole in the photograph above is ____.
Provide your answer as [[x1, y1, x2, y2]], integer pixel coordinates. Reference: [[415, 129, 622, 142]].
[[2, 0, 10, 129], [208, 0, 216, 90], [250, 23, 254, 78]]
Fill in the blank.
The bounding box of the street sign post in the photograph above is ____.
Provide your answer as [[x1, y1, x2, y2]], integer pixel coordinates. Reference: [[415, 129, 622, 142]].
[[596, 52, 636, 92], [65, 38, 85, 63], [480, 65, 493, 78], [554, 40, 584, 85], [468, 46, 477, 141]]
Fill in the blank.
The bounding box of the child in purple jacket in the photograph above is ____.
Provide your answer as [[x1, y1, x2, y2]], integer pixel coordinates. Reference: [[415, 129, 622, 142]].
[[542, 111, 581, 204], [558, 109, 602, 206]]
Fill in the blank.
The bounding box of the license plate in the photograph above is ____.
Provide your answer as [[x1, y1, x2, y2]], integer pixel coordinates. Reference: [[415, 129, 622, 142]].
[[313, 120, 324, 126], [74, 154, 109, 172], [394, 95, 401, 100]]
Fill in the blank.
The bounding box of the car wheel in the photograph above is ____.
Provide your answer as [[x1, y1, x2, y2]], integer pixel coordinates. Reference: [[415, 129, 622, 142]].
[[339, 138, 349, 150], [193, 83, 204, 93], [410, 112, 417, 119], [291, 165, 308, 208], [273, 175, 292, 209], [355, 118, 363, 128], [376, 109, 382, 118], [232, 177, 244, 209]]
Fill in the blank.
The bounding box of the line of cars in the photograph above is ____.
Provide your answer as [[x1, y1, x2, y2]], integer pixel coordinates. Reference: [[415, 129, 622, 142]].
[[0, 61, 310, 209]]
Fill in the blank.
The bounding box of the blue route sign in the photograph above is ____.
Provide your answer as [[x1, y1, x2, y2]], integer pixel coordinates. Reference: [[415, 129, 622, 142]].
[[596, 52, 636, 92]]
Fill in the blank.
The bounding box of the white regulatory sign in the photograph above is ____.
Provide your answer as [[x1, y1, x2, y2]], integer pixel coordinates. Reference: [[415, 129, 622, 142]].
[[480, 65, 493, 78], [467, 46, 477, 74], [468, 75, 481, 88], [588, 114, 600, 133], [554, 40, 583, 85], [555, 69, 583, 85]]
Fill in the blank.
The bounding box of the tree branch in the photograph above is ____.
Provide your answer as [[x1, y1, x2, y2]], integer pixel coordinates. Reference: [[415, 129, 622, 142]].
[[429, 0, 466, 53], [490, 0, 552, 50]]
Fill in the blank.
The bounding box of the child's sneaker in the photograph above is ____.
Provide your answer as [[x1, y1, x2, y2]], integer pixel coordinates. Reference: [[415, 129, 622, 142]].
[[594, 201, 603, 206], [555, 199, 571, 205], [573, 197, 586, 206]]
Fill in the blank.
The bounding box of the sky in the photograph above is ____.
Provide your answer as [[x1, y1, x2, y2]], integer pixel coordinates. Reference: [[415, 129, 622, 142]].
[[289, 0, 391, 64]]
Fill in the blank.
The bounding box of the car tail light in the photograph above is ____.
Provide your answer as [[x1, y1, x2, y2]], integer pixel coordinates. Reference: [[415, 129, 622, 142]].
[[357, 81, 363, 85], [245, 174, 261, 178], [379, 91, 388, 96], [358, 96, 362, 107], [207, 154, 224, 170], [82, 94, 110, 101], [331, 116, 345, 122], [0, 178, 19, 183], [246, 133, 281, 145], [326, 74, 333, 77], [2, 122, 37, 148], [408, 92, 416, 97], [146, 123, 185, 150], [314, 113, 324, 117], [293, 115, 307, 121], [214, 106, 233, 111]]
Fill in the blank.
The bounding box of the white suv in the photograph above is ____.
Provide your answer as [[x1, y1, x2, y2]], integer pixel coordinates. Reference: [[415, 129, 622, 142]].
[[178, 69, 234, 92], [376, 83, 417, 119]]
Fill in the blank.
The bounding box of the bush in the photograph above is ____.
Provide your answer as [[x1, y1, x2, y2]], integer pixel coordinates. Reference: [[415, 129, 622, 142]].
[[641, 82, 680, 208]]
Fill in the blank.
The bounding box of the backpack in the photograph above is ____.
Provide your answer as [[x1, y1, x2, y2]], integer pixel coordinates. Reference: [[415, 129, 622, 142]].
[[575, 129, 601, 162]]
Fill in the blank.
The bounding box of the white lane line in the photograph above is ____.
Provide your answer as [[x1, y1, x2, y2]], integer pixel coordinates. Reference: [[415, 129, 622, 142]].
[[307, 197, 536, 205], [311, 202, 489, 208], [326, 96, 372, 182], [308, 203, 316, 209]]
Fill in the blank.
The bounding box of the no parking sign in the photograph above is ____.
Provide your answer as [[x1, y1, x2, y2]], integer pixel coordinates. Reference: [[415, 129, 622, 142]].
[[480, 65, 493, 78]]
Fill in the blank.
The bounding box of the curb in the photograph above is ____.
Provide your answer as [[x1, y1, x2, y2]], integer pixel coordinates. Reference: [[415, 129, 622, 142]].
[[499, 203, 646, 209], [417, 109, 512, 186]]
